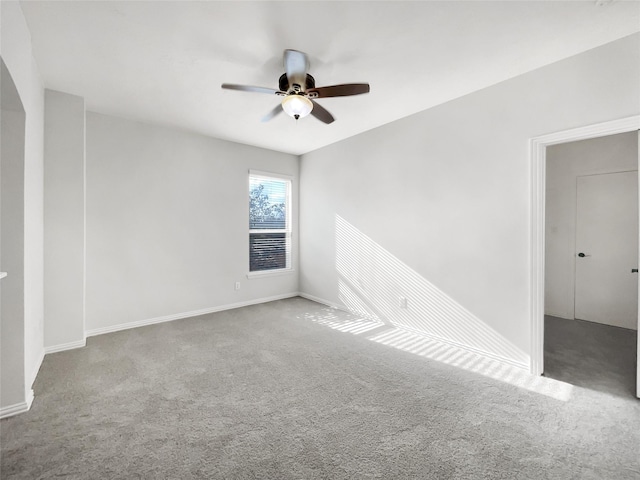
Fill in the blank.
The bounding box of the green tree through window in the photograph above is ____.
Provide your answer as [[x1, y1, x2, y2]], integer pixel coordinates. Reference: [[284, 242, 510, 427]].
[[249, 174, 291, 272], [249, 184, 285, 230]]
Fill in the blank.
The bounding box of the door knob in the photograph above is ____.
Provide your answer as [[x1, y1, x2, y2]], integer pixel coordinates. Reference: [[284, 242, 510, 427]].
[[577, 252, 590, 258], [632, 269, 638, 273]]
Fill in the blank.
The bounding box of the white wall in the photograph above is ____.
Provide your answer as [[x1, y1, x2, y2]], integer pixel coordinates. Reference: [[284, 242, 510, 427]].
[[44, 89, 86, 350], [299, 33, 640, 369], [545, 132, 638, 320], [0, 0, 45, 415], [85, 113, 299, 333]]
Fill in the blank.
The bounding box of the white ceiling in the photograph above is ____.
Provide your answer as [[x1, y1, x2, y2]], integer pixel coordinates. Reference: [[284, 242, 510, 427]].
[[20, 1, 640, 155]]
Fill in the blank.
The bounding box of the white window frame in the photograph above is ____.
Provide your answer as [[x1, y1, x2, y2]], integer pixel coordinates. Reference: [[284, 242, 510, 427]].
[[247, 170, 293, 278]]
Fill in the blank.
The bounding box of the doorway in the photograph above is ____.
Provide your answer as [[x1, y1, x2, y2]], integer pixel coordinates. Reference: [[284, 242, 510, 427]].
[[530, 116, 640, 399], [544, 135, 638, 397], [0, 58, 27, 414]]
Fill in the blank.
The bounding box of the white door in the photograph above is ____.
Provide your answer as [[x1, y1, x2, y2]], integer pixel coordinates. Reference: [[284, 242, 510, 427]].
[[574, 171, 639, 330]]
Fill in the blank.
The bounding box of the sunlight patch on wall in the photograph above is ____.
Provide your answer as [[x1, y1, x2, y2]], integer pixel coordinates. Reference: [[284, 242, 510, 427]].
[[335, 214, 529, 368], [297, 305, 573, 402], [336, 278, 380, 321]]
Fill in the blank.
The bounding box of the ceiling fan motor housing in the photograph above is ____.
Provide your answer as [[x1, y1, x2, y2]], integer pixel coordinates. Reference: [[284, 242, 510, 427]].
[[279, 73, 315, 94]]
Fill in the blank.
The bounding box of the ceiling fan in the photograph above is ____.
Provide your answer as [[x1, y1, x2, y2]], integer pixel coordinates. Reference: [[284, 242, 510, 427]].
[[221, 49, 370, 124]]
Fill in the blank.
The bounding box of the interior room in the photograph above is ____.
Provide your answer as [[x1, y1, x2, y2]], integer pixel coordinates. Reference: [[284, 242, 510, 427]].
[[1, 1, 639, 478], [544, 132, 639, 397]]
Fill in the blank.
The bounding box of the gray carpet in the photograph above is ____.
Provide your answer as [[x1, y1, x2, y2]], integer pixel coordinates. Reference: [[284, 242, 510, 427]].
[[544, 315, 637, 398], [2, 297, 639, 479]]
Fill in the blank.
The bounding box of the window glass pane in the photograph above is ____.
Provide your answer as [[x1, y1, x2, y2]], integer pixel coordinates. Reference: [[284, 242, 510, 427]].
[[249, 173, 291, 273], [250, 233, 287, 271], [249, 177, 287, 230]]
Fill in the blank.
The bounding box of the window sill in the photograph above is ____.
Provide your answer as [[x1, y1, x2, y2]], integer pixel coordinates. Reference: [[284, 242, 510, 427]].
[[247, 268, 295, 279]]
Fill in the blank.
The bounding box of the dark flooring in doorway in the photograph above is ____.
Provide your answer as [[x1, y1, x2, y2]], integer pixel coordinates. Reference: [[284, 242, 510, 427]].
[[544, 315, 637, 398]]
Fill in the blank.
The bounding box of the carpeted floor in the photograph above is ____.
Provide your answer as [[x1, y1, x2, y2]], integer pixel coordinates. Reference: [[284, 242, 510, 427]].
[[2, 297, 639, 479], [544, 315, 637, 398]]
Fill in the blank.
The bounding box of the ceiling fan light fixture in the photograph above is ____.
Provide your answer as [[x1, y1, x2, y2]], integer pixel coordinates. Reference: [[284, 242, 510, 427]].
[[281, 94, 313, 120], [222, 49, 368, 124]]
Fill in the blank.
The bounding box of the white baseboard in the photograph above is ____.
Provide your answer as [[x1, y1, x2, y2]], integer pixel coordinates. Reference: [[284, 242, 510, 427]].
[[297, 292, 344, 310], [298, 292, 392, 324], [298, 291, 529, 371], [85, 292, 300, 338], [400, 323, 529, 370], [544, 311, 574, 320], [44, 338, 87, 355], [0, 389, 34, 419]]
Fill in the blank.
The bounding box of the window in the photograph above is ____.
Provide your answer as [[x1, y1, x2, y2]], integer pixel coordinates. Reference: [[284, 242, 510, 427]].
[[249, 171, 292, 273]]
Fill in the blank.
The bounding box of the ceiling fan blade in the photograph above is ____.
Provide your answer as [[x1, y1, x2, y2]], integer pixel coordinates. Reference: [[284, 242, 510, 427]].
[[283, 49, 309, 89], [261, 104, 283, 123], [308, 83, 370, 98], [221, 84, 283, 95], [310, 100, 335, 124]]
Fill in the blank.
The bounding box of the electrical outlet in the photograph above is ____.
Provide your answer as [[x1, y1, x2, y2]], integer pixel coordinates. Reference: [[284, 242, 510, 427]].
[[234, 281, 241, 291], [399, 296, 408, 309]]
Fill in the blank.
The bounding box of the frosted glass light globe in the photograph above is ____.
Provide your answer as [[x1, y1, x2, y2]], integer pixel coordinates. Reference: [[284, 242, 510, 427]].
[[281, 95, 313, 120]]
